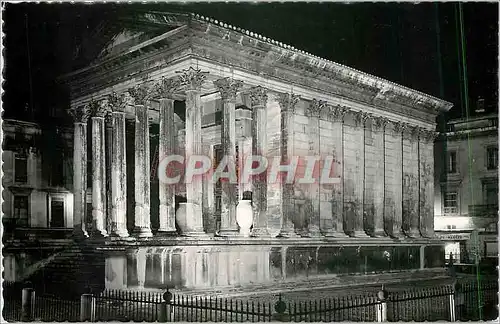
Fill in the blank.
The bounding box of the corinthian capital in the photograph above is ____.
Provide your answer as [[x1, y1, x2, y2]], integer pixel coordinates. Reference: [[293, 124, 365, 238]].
[[420, 129, 439, 143], [106, 91, 129, 113], [69, 105, 90, 123], [177, 67, 209, 91], [152, 77, 181, 100], [88, 98, 109, 118], [214, 77, 243, 102], [307, 99, 326, 118], [249, 86, 268, 107], [329, 105, 347, 122], [373, 116, 388, 131], [277, 93, 301, 113], [128, 83, 153, 106], [352, 111, 370, 128]]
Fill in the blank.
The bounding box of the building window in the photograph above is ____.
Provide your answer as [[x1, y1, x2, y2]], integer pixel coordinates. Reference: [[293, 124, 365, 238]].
[[446, 225, 457, 230], [14, 155, 28, 183], [486, 147, 498, 170], [13, 195, 29, 227], [447, 151, 457, 174], [483, 182, 498, 206], [444, 192, 458, 214]]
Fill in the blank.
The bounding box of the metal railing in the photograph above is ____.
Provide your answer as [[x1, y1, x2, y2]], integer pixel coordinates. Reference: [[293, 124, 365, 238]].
[[3, 280, 498, 322]]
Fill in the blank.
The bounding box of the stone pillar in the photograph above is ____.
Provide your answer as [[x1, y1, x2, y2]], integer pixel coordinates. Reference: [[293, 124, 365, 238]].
[[106, 93, 129, 237], [129, 84, 153, 238], [343, 110, 369, 237], [89, 99, 109, 237], [419, 129, 437, 238], [105, 113, 113, 234], [303, 99, 323, 237], [202, 144, 215, 234], [364, 116, 386, 237], [321, 105, 349, 237], [277, 93, 300, 238], [214, 77, 243, 236], [249, 86, 270, 237], [153, 77, 180, 235], [403, 125, 420, 238], [69, 105, 90, 238], [178, 67, 209, 235], [384, 121, 403, 238]]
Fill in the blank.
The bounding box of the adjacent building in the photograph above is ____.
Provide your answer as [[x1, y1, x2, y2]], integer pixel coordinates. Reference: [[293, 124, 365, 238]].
[[434, 103, 498, 264]]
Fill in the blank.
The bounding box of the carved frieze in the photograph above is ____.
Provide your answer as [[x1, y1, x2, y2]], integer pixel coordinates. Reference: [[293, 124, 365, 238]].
[[88, 98, 109, 118], [69, 105, 90, 123], [177, 67, 209, 91], [249, 86, 268, 107], [128, 83, 153, 106], [152, 77, 182, 100], [307, 99, 326, 118], [277, 93, 301, 113], [213, 77, 243, 102]]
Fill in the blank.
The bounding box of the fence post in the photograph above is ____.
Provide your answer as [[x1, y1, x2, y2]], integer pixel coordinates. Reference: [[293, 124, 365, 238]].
[[80, 293, 95, 322], [449, 282, 457, 321], [159, 289, 173, 322], [21, 287, 35, 322], [271, 294, 289, 322], [376, 288, 388, 322]]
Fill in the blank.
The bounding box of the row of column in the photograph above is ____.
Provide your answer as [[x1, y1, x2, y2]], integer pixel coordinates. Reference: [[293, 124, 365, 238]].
[[70, 66, 437, 239], [293, 99, 437, 238]]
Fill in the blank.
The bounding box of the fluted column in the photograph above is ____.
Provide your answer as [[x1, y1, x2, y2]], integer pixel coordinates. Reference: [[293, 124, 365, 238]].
[[419, 129, 437, 238], [105, 113, 113, 234], [178, 67, 209, 235], [106, 92, 129, 237], [249, 86, 270, 237], [152, 77, 181, 235], [277, 93, 300, 238], [129, 84, 153, 238], [320, 105, 348, 237], [69, 105, 90, 238], [303, 99, 323, 237], [403, 124, 420, 238], [214, 77, 243, 236], [344, 110, 370, 237], [364, 116, 387, 237], [384, 121, 403, 238], [89, 99, 109, 237]]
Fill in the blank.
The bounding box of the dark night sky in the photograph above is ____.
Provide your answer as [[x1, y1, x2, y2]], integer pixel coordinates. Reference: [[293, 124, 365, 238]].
[[3, 2, 498, 125]]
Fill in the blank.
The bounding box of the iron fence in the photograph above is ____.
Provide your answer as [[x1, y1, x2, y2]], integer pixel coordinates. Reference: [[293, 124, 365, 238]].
[[2, 279, 498, 322]]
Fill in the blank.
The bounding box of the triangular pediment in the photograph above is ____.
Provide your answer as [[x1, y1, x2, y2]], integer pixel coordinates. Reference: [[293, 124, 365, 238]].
[[76, 11, 190, 67]]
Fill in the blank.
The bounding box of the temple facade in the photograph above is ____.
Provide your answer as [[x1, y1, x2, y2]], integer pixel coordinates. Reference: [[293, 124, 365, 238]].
[[5, 12, 453, 292]]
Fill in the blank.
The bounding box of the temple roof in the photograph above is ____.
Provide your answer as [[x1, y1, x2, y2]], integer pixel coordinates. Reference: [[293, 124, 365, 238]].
[[64, 11, 453, 115]]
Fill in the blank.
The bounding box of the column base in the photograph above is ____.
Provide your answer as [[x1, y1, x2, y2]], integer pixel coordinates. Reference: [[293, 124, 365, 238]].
[[73, 227, 89, 240], [132, 227, 153, 238], [276, 226, 300, 238], [109, 225, 129, 238], [422, 231, 436, 239], [251, 227, 271, 237], [156, 228, 178, 236], [301, 226, 322, 238], [91, 228, 109, 238], [350, 230, 370, 238], [404, 229, 421, 238], [322, 228, 350, 238], [218, 229, 240, 237], [389, 229, 404, 239], [181, 231, 210, 238], [370, 230, 388, 238]]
